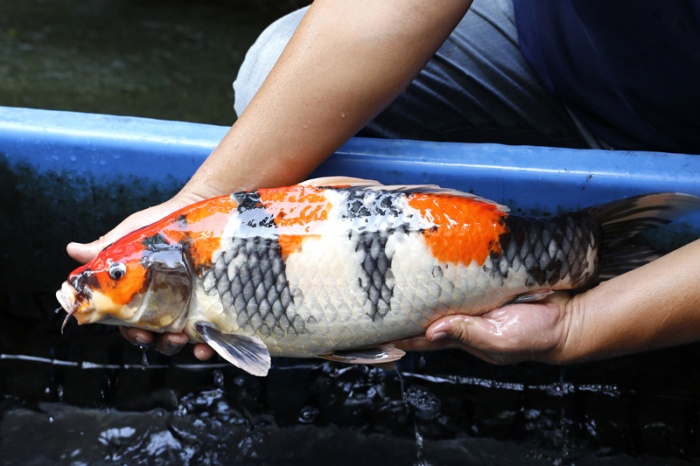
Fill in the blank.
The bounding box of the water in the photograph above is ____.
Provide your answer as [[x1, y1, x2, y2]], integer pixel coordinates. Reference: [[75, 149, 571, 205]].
[[0, 0, 308, 126], [2, 350, 700, 465]]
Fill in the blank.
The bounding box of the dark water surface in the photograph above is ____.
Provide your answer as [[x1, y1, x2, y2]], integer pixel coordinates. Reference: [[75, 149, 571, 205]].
[[2, 1, 700, 465]]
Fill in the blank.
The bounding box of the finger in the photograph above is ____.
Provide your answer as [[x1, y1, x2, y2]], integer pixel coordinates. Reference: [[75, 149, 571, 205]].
[[65, 203, 174, 264], [153, 332, 190, 356], [119, 327, 154, 347], [193, 343, 216, 361], [426, 315, 523, 364], [426, 315, 484, 344], [67, 238, 110, 264], [393, 335, 459, 352], [393, 335, 435, 352]]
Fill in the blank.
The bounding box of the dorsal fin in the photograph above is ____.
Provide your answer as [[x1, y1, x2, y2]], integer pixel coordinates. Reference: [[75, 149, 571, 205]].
[[300, 176, 382, 188], [301, 177, 509, 212]]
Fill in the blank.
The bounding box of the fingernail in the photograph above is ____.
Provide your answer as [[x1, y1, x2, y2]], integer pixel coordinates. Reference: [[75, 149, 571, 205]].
[[134, 334, 151, 347], [160, 343, 184, 356], [430, 331, 448, 342], [430, 320, 452, 336]]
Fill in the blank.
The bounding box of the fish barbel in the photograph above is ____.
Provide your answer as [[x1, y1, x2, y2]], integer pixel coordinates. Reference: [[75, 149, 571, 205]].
[[56, 177, 700, 376]]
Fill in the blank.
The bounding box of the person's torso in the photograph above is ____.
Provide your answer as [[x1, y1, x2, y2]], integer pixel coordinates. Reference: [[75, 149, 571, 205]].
[[513, 0, 700, 153]]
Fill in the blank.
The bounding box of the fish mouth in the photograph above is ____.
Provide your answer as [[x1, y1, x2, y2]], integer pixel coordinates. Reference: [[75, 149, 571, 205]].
[[56, 281, 93, 332]]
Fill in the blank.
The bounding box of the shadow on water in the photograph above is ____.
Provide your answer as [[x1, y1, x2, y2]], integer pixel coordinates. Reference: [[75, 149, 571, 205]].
[[2, 1, 700, 465]]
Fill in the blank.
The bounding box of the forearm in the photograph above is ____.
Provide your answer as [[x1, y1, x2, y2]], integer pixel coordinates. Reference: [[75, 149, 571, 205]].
[[560, 239, 700, 363], [182, 0, 473, 198]]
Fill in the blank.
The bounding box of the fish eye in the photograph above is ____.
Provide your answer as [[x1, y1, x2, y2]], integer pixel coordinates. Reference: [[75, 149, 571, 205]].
[[108, 261, 127, 280]]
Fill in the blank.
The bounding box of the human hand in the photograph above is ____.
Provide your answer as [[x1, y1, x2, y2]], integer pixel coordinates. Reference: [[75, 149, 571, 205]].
[[396, 292, 574, 365], [66, 190, 216, 361]]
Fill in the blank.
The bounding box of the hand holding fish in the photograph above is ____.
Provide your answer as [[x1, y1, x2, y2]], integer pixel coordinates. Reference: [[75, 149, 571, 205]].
[[67, 190, 217, 361], [398, 239, 700, 365], [58, 177, 700, 376], [395, 292, 571, 365]]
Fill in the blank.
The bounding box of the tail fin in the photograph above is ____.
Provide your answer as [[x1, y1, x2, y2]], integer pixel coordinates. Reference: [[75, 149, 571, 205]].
[[585, 193, 700, 280]]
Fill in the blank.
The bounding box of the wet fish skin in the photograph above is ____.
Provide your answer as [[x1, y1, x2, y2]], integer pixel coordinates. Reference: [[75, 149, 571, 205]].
[[55, 177, 700, 376]]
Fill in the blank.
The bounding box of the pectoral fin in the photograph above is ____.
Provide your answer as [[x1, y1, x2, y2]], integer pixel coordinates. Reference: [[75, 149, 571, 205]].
[[195, 322, 271, 377], [320, 344, 406, 367]]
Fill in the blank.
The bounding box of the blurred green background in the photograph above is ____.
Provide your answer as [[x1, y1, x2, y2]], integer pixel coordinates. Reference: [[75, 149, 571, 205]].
[[0, 0, 307, 125]]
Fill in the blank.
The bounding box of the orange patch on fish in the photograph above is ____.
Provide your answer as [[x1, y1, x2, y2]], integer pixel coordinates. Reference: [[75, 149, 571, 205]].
[[73, 249, 150, 307], [407, 194, 508, 266], [160, 195, 239, 269], [98, 260, 150, 306], [259, 186, 332, 259], [277, 234, 321, 260]]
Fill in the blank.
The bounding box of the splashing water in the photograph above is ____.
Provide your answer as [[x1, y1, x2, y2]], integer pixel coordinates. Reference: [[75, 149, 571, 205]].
[[396, 370, 431, 466], [139, 345, 149, 370], [2, 353, 699, 464]]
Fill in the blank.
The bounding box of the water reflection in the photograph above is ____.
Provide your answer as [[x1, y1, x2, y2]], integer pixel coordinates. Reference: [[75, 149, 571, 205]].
[[1, 353, 698, 465]]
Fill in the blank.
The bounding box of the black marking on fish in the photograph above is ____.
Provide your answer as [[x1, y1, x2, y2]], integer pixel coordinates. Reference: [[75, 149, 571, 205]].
[[341, 188, 405, 220], [351, 231, 395, 322], [70, 269, 99, 292], [339, 189, 406, 321], [233, 192, 276, 230], [142, 233, 169, 251], [233, 191, 263, 212], [486, 213, 600, 289], [203, 232, 303, 337]]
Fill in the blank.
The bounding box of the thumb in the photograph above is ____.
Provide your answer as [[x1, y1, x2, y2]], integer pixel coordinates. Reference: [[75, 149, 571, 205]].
[[427, 315, 491, 347], [66, 191, 208, 264], [66, 237, 111, 264], [66, 202, 173, 264], [66, 214, 143, 264]]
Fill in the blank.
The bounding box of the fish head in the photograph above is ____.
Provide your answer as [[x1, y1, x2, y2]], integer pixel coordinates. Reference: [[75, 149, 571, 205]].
[[56, 232, 194, 334]]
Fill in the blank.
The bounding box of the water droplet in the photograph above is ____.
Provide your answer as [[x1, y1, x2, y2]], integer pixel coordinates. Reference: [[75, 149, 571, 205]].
[[298, 406, 319, 424], [139, 345, 149, 369], [57, 384, 64, 401], [405, 385, 441, 420], [213, 370, 224, 389], [48, 415, 55, 423]]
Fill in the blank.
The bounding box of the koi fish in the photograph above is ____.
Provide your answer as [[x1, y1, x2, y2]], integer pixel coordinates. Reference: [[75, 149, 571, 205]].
[[56, 177, 700, 376]]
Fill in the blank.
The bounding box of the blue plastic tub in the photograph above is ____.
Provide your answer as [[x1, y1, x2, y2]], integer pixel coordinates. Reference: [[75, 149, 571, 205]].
[[2, 106, 700, 215], [1, 106, 699, 464]]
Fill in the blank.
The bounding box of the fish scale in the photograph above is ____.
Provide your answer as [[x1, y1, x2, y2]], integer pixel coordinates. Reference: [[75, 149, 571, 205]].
[[55, 178, 700, 376], [354, 230, 394, 321], [206, 234, 300, 338]]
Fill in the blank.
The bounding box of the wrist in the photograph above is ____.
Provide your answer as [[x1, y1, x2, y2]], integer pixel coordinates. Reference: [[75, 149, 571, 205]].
[[533, 292, 583, 365]]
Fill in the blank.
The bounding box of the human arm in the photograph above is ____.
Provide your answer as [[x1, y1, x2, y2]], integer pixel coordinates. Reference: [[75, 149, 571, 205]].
[[67, 0, 475, 358], [398, 239, 700, 364]]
